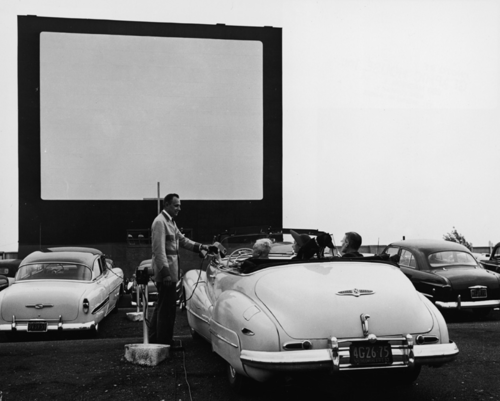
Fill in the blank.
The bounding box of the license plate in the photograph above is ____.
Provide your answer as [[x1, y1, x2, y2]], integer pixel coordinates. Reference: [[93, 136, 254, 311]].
[[27, 321, 48, 332], [471, 288, 487, 299], [350, 343, 393, 366]]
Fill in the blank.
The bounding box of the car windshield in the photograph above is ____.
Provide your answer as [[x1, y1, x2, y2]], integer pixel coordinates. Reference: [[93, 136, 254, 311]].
[[219, 232, 336, 258], [221, 234, 277, 255], [427, 251, 479, 269], [16, 263, 92, 281]]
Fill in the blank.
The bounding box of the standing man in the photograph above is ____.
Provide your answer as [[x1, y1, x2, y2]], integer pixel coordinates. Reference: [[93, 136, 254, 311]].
[[149, 193, 208, 347], [340, 232, 364, 258]]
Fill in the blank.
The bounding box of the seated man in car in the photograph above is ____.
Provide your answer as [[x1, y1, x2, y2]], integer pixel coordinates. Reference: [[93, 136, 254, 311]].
[[340, 232, 364, 258], [239, 239, 273, 273]]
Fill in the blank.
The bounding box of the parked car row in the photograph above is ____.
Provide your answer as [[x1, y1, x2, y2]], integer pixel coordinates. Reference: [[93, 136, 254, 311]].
[[1, 232, 498, 392]]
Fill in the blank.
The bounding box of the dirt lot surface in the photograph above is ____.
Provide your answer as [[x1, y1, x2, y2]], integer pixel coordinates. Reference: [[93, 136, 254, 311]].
[[1, 296, 500, 401]]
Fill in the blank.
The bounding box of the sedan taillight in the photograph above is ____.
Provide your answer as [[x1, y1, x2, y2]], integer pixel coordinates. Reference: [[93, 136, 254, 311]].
[[83, 299, 89, 314]]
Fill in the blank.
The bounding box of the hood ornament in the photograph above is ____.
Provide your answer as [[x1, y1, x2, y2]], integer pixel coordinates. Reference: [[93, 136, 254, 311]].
[[336, 288, 375, 297], [26, 304, 54, 309]]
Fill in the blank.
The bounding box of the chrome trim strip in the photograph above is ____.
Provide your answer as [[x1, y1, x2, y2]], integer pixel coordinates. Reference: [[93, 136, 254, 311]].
[[435, 299, 500, 309], [186, 306, 210, 324], [26, 304, 54, 309], [91, 297, 110, 314], [210, 330, 239, 348], [210, 319, 239, 348]]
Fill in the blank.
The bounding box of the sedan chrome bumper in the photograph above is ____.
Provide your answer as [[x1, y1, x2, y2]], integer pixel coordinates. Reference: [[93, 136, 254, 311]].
[[435, 299, 500, 309], [240, 341, 458, 373], [0, 317, 98, 332]]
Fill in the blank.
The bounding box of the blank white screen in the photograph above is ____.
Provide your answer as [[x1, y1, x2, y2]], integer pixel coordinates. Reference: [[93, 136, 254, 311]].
[[40, 32, 263, 200]]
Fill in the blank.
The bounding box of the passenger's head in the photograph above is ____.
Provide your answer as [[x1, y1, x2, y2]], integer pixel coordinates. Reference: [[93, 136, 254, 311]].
[[341, 232, 362, 253], [163, 193, 181, 218], [290, 230, 311, 254], [252, 239, 272, 259]]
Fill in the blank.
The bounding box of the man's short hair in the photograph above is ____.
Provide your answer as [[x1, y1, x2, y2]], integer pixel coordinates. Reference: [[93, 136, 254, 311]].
[[345, 232, 362, 251], [163, 193, 179, 208]]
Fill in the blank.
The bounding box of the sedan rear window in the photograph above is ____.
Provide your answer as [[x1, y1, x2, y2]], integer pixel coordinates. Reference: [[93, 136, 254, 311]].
[[16, 263, 92, 281], [428, 251, 478, 269]]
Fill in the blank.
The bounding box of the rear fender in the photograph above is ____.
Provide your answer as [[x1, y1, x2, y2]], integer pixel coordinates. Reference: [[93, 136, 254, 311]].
[[418, 293, 449, 343], [184, 270, 212, 340], [0, 276, 8, 292], [211, 290, 279, 381]]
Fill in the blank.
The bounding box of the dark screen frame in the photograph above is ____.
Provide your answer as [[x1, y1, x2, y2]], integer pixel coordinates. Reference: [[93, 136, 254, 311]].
[[18, 16, 282, 254]]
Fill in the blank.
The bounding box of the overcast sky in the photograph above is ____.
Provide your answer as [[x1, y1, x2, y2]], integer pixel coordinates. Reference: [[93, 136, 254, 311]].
[[1, 0, 499, 252]]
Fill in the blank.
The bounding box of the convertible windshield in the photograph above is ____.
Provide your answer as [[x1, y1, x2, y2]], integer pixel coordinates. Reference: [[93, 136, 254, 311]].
[[221, 234, 277, 255], [428, 251, 479, 269], [16, 263, 92, 281]]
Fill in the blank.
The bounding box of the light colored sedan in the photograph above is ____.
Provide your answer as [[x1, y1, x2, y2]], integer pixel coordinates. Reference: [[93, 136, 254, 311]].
[[0, 247, 123, 335], [182, 241, 459, 391]]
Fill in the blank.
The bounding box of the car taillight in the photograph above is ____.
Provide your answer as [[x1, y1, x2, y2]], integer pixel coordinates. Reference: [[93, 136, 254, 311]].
[[83, 299, 89, 314], [416, 335, 439, 344]]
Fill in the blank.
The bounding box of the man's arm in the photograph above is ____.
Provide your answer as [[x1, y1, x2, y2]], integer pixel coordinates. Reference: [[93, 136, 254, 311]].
[[176, 228, 208, 254]]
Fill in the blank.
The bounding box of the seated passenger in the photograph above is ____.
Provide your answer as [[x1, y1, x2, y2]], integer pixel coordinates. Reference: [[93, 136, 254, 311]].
[[290, 230, 312, 260], [340, 232, 364, 258], [239, 239, 273, 273], [252, 239, 272, 259]]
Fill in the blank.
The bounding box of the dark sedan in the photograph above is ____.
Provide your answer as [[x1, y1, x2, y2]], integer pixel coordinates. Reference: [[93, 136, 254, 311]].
[[479, 242, 500, 273], [381, 239, 500, 317]]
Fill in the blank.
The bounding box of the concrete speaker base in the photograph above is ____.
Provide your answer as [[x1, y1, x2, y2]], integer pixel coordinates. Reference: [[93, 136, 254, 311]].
[[124, 343, 170, 366], [126, 312, 143, 322]]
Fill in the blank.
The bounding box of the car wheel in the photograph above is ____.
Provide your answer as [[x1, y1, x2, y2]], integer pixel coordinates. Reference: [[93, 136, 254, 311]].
[[227, 363, 249, 393], [473, 308, 492, 318]]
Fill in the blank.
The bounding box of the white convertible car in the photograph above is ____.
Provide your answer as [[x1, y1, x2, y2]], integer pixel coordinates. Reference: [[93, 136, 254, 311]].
[[182, 231, 459, 390], [0, 247, 124, 336]]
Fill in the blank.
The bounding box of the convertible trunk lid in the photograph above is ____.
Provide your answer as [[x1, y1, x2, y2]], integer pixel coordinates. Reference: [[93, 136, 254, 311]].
[[1, 281, 87, 321], [255, 262, 434, 339]]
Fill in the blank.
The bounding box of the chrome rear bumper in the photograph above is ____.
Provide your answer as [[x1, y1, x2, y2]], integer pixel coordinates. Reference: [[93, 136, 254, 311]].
[[0, 316, 97, 332], [436, 299, 500, 309], [240, 341, 458, 373]]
